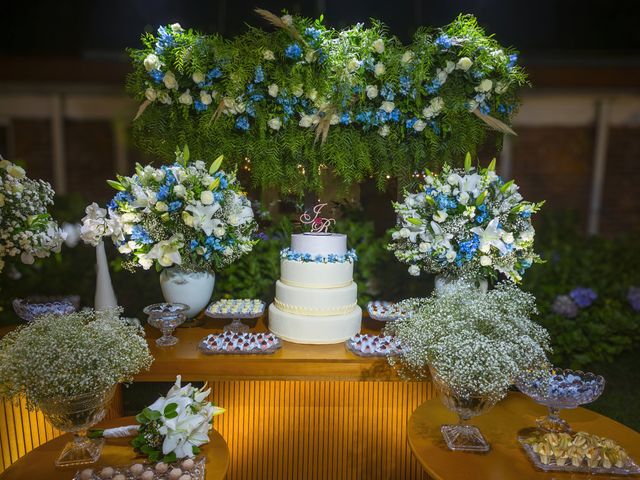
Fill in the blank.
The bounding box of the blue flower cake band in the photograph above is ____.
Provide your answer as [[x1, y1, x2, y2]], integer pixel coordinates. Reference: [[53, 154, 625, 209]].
[[280, 248, 358, 264]]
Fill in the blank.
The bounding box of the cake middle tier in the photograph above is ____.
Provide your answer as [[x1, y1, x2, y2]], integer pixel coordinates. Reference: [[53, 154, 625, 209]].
[[280, 259, 354, 288], [274, 280, 357, 316]]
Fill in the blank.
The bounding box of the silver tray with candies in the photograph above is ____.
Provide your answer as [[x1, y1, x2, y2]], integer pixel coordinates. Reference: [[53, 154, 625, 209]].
[[75, 456, 204, 480], [205, 299, 265, 319], [345, 333, 404, 357], [366, 301, 407, 322], [199, 331, 282, 355]]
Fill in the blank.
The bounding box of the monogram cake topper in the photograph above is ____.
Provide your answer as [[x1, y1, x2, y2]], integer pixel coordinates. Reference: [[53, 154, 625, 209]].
[[300, 203, 335, 234]]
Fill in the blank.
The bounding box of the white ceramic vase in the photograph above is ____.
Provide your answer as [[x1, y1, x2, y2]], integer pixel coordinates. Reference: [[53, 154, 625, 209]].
[[434, 275, 488, 297], [159, 267, 215, 318], [94, 241, 118, 311]]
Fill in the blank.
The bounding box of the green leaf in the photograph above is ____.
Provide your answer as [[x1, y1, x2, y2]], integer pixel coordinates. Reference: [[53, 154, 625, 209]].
[[87, 429, 104, 439], [424, 195, 436, 207], [143, 407, 161, 421], [107, 179, 126, 191], [487, 158, 496, 171], [500, 180, 514, 193], [475, 191, 487, 206], [140, 445, 155, 454], [192, 446, 201, 455], [148, 450, 160, 462], [209, 177, 221, 191], [136, 413, 149, 424], [165, 410, 179, 419], [209, 154, 224, 174], [183, 144, 190, 163], [464, 152, 472, 172], [162, 452, 177, 464], [406, 217, 422, 226], [164, 402, 178, 414]]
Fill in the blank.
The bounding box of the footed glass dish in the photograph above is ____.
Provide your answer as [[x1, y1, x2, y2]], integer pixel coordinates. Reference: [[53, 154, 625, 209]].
[[144, 303, 189, 347], [13, 296, 78, 322], [515, 368, 605, 432], [366, 301, 407, 322], [205, 299, 265, 333]]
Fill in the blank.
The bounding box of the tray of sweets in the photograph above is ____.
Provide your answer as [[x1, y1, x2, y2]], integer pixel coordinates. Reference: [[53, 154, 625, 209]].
[[199, 331, 281, 354], [345, 333, 403, 357]]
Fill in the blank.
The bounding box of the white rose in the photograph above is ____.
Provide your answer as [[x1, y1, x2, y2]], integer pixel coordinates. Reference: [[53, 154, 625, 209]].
[[372, 38, 385, 54], [268, 84, 279, 97], [192, 71, 205, 84], [178, 90, 193, 105], [329, 114, 339, 125], [422, 106, 435, 119], [399, 228, 410, 238], [143, 54, 162, 72], [155, 201, 168, 212], [381, 101, 395, 113], [158, 91, 172, 105], [6, 164, 26, 179], [223, 247, 234, 257], [495, 81, 509, 94], [170, 23, 184, 34], [200, 190, 214, 205], [268, 117, 282, 131], [200, 91, 212, 105], [281, 14, 293, 26], [418, 242, 430, 253], [413, 119, 426, 132], [408, 265, 421, 276], [477, 79, 493, 93], [307, 89, 318, 101], [433, 210, 448, 223], [445, 250, 457, 263], [445, 60, 456, 74], [347, 58, 361, 73], [173, 185, 186, 198], [456, 57, 473, 71], [152, 169, 165, 182], [502, 232, 515, 244], [401, 51, 414, 64], [145, 87, 157, 101], [431, 97, 444, 111], [299, 114, 314, 128], [305, 50, 316, 63], [374, 62, 386, 77], [391, 231, 401, 240], [214, 226, 226, 238], [480, 255, 492, 266], [436, 69, 448, 84], [365, 85, 378, 99], [520, 228, 535, 242], [292, 84, 304, 97], [182, 212, 194, 227], [458, 191, 470, 205], [263, 49, 275, 61], [479, 243, 491, 253], [163, 71, 178, 90], [378, 125, 390, 137]]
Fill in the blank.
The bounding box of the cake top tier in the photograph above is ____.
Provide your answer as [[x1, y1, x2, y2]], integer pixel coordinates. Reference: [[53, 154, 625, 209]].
[[291, 233, 347, 256]]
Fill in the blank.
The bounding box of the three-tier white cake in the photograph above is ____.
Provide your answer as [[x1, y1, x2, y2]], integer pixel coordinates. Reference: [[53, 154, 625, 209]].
[[268, 232, 362, 344]]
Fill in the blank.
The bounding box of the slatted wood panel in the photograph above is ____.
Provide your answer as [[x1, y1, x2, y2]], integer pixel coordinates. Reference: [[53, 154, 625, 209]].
[[0, 381, 431, 479], [209, 380, 432, 480]]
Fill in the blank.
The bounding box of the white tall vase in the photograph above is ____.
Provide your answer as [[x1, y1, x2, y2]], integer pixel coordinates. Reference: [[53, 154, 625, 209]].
[[94, 241, 118, 311], [159, 267, 215, 319]]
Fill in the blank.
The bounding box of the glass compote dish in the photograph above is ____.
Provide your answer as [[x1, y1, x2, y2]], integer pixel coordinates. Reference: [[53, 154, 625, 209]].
[[515, 368, 605, 432], [430, 366, 500, 452], [38, 386, 116, 467], [12, 296, 78, 322], [144, 303, 188, 347]]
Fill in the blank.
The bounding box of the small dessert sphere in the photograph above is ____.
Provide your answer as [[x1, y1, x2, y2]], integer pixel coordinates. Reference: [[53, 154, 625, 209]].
[[155, 462, 169, 474], [140, 470, 155, 480], [113, 475, 126, 480], [168, 468, 183, 480], [100, 467, 115, 478], [80, 469, 94, 480], [181, 458, 195, 471], [179, 475, 192, 480], [129, 463, 145, 476]]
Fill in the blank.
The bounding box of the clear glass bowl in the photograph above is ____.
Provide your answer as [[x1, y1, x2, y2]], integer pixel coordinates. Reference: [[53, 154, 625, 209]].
[[515, 368, 605, 432], [13, 297, 78, 322], [430, 366, 500, 452], [38, 386, 115, 467], [144, 303, 189, 347]]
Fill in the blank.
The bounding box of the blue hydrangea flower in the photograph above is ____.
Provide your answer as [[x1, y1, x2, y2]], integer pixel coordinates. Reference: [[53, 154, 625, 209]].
[[389, 108, 401, 123], [155, 26, 175, 53], [156, 185, 171, 201], [190, 239, 199, 251], [434, 34, 452, 49], [214, 172, 229, 189], [399, 76, 412, 96], [425, 79, 442, 95], [430, 120, 441, 135], [130, 225, 153, 244], [507, 53, 518, 70], [194, 100, 208, 112], [479, 102, 491, 115], [284, 43, 302, 60], [435, 194, 457, 210], [168, 200, 182, 212], [149, 69, 164, 84], [206, 68, 222, 80], [405, 117, 417, 129], [340, 112, 351, 125], [380, 84, 395, 101], [254, 65, 265, 83], [304, 27, 321, 44], [519, 209, 532, 219], [569, 287, 597, 308], [235, 115, 250, 131]]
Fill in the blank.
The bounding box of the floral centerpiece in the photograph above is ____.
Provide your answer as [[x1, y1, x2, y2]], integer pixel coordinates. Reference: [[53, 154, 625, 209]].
[[0, 157, 65, 274], [0, 308, 153, 465], [388, 154, 543, 284], [387, 281, 550, 450], [81, 147, 257, 317], [127, 13, 527, 194]]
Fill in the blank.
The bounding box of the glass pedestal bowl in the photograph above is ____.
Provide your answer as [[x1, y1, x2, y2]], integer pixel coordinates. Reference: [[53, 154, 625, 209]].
[[38, 386, 115, 467], [430, 366, 500, 452], [13, 297, 78, 322], [515, 368, 605, 432], [144, 303, 189, 347]]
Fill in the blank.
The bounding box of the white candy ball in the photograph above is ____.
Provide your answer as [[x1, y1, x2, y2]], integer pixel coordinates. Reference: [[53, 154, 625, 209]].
[[179, 475, 192, 480], [99, 467, 115, 478], [140, 470, 155, 480], [113, 475, 126, 480], [80, 469, 94, 480], [155, 462, 169, 474], [168, 469, 183, 480], [129, 463, 144, 476], [181, 458, 195, 471]]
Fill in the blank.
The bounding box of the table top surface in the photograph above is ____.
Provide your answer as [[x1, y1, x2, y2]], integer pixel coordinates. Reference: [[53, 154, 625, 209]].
[[408, 392, 640, 480], [0, 416, 229, 480], [136, 314, 398, 382]]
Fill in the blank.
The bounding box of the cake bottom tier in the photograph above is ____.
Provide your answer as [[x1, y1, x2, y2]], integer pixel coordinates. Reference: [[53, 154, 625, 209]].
[[268, 303, 362, 345]]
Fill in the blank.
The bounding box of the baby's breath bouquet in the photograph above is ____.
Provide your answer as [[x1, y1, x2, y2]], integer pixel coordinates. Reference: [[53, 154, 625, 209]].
[[388, 154, 544, 283], [80, 146, 257, 273], [387, 281, 551, 401], [0, 309, 153, 408], [0, 156, 65, 274]]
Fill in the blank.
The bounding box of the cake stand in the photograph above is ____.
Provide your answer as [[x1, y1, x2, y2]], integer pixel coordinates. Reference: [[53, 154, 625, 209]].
[[366, 300, 406, 322], [205, 299, 266, 333]]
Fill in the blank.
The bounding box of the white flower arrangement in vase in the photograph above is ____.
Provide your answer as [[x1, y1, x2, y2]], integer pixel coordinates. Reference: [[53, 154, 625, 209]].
[[81, 146, 258, 317], [388, 154, 544, 284], [0, 157, 65, 274]]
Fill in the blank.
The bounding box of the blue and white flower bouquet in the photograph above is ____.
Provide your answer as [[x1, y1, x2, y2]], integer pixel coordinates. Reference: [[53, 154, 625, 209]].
[[81, 147, 257, 273], [388, 154, 543, 282]]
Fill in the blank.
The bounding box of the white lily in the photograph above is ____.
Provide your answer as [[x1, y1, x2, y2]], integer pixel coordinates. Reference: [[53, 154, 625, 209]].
[[147, 235, 183, 267], [472, 218, 508, 255], [185, 202, 221, 236]]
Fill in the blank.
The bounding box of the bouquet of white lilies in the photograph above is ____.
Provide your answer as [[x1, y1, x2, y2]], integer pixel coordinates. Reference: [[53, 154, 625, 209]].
[[388, 154, 543, 282]]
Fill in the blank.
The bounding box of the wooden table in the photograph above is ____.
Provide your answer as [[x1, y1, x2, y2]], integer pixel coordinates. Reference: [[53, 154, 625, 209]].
[[0, 416, 230, 480], [408, 392, 640, 480]]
